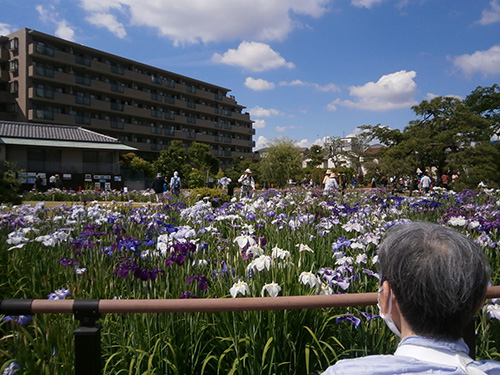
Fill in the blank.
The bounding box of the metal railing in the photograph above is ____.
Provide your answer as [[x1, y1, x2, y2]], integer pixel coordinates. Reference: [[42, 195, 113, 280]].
[[2, 286, 500, 375]]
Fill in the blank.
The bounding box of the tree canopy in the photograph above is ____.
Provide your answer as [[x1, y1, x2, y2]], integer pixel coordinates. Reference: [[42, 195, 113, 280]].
[[360, 86, 500, 188], [258, 137, 303, 188]]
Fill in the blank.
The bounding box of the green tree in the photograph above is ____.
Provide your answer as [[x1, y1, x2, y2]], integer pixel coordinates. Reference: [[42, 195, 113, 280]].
[[154, 140, 187, 178], [258, 137, 302, 188], [187, 142, 219, 187], [306, 145, 325, 168], [361, 96, 498, 188], [130, 156, 154, 178], [0, 162, 22, 204], [464, 84, 500, 134]]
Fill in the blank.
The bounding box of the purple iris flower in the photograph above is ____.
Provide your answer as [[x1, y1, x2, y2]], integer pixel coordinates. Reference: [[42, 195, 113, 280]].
[[1, 361, 21, 374], [186, 274, 209, 292], [179, 291, 196, 299], [2, 315, 33, 326], [360, 311, 380, 322], [336, 314, 361, 329], [47, 288, 71, 300], [58, 257, 81, 267]]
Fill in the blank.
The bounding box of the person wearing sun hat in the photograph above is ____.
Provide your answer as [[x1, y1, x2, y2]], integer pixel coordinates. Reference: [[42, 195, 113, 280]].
[[322, 169, 332, 187], [238, 168, 255, 198]]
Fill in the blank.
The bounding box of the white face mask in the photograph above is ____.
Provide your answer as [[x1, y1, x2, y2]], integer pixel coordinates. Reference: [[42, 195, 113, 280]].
[[378, 286, 402, 338]]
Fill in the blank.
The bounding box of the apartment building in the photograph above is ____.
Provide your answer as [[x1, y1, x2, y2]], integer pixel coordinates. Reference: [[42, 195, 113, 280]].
[[0, 28, 255, 169]]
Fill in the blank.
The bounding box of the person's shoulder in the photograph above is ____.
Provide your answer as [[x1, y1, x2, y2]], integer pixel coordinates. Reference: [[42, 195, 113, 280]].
[[321, 353, 446, 375]]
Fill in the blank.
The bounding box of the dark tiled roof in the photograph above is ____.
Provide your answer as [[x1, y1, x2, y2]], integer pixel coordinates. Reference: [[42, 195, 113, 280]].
[[0, 121, 119, 143]]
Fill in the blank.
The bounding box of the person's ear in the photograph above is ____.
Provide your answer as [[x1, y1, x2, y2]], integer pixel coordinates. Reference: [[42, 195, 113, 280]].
[[379, 280, 391, 315]]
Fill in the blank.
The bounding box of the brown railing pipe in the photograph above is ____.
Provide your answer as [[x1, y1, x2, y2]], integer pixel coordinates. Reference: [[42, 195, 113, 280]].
[[2, 286, 500, 375], [13, 285, 500, 314]]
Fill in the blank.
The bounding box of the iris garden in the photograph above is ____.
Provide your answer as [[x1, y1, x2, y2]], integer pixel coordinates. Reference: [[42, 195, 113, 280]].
[[1, 187, 500, 374]]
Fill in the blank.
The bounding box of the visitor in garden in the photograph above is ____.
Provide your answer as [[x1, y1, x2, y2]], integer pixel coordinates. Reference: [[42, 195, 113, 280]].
[[323, 221, 500, 374], [152, 173, 166, 201], [238, 168, 255, 198], [441, 173, 450, 190], [49, 174, 56, 188], [55, 174, 63, 189], [324, 172, 339, 194], [420, 173, 432, 193], [170, 171, 181, 199], [322, 170, 332, 187], [34, 174, 43, 191]]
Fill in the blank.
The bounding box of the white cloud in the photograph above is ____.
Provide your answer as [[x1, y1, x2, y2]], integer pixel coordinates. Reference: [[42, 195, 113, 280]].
[[479, 0, 500, 25], [212, 42, 294, 72], [78, 0, 330, 44], [249, 106, 284, 117], [85, 12, 127, 38], [279, 80, 339, 92], [36, 5, 77, 41], [244, 77, 276, 91], [55, 20, 76, 41], [275, 125, 298, 132], [0, 23, 15, 36], [351, 0, 384, 9], [255, 135, 269, 150], [295, 139, 311, 148], [451, 45, 500, 76], [253, 119, 267, 129], [328, 70, 419, 111]]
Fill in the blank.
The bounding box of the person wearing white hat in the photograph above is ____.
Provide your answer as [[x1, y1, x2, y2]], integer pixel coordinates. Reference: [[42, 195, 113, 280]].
[[238, 169, 255, 198]]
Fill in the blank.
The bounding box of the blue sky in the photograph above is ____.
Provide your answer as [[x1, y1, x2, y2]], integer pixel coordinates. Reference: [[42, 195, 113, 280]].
[[1, 0, 500, 150]]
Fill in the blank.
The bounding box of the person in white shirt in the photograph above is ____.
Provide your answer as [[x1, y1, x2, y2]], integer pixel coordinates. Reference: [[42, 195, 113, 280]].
[[323, 222, 498, 375], [238, 169, 255, 198]]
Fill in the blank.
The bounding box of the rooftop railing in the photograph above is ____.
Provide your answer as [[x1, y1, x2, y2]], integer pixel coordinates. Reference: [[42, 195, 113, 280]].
[[2, 285, 500, 375]]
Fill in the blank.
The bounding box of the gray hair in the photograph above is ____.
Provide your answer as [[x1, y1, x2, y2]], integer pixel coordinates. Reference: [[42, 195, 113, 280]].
[[378, 221, 490, 340]]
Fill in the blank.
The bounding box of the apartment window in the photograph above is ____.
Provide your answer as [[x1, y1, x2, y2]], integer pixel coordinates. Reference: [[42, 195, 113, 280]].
[[34, 83, 54, 99], [151, 109, 162, 118], [165, 95, 175, 104], [75, 111, 90, 125], [8, 103, 18, 113], [9, 38, 18, 50], [75, 92, 91, 105], [111, 82, 124, 93], [33, 105, 54, 120], [151, 76, 162, 85], [187, 85, 196, 94], [164, 79, 175, 88], [111, 121, 124, 129], [151, 93, 162, 101], [75, 54, 91, 66], [75, 73, 91, 86], [111, 64, 124, 75], [9, 81, 18, 95], [34, 63, 54, 78], [35, 42, 54, 57], [110, 101, 124, 111], [9, 59, 18, 73]]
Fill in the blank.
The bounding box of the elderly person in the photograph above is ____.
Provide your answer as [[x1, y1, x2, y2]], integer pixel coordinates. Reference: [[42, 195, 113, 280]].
[[323, 221, 499, 374]]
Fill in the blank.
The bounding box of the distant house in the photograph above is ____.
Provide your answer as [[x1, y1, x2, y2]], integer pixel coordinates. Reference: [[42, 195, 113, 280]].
[[0, 120, 136, 190]]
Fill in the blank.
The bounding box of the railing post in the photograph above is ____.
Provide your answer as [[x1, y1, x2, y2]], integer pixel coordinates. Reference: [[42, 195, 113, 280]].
[[73, 299, 101, 375]]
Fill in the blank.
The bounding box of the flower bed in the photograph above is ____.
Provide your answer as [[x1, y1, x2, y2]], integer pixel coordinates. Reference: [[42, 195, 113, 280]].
[[1, 187, 500, 374]]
